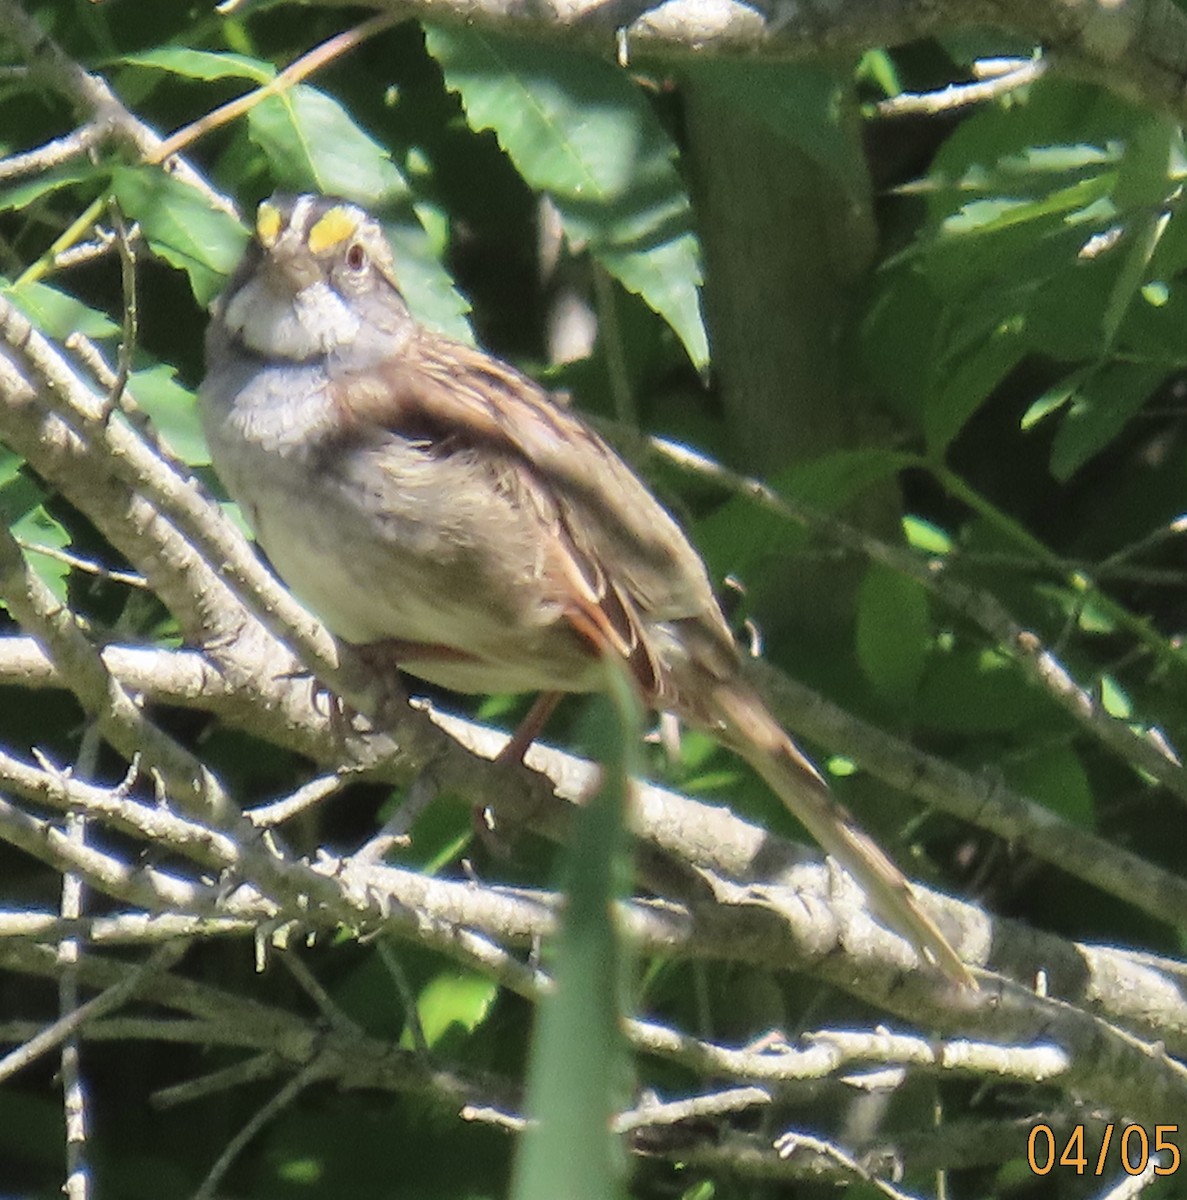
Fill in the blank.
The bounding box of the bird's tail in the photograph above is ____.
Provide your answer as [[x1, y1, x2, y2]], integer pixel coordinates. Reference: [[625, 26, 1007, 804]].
[[713, 682, 973, 988]]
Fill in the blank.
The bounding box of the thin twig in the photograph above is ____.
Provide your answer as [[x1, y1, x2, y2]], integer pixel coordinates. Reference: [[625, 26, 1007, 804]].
[[775, 1129, 923, 1199], [0, 941, 187, 1086], [149, 12, 400, 164], [59, 723, 101, 1200], [15, 539, 147, 589], [0, 122, 105, 181], [247, 771, 355, 829], [874, 56, 1047, 116], [375, 940, 430, 1056], [153, 1052, 285, 1110], [106, 199, 137, 413], [191, 1058, 326, 1200], [0, 510, 234, 821], [54, 226, 139, 270], [615, 1085, 770, 1131], [1093, 1158, 1161, 1200], [280, 951, 362, 1036]]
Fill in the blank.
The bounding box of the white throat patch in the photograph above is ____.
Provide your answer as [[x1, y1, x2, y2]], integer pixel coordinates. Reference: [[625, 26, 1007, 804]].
[[223, 277, 361, 361]]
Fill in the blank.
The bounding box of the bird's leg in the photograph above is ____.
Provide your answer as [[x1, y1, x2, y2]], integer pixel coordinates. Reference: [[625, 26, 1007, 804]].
[[496, 690, 563, 765], [473, 691, 563, 856]]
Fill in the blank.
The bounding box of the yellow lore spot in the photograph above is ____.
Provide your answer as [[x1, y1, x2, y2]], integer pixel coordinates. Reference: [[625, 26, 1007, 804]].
[[307, 207, 358, 255], [256, 203, 282, 248]]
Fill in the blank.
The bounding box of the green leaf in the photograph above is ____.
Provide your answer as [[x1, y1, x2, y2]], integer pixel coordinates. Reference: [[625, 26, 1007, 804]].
[[855, 563, 930, 705], [695, 448, 911, 587], [383, 218, 473, 342], [925, 77, 1136, 212], [860, 265, 942, 426], [425, 25, 707, 368], [121, 47, 274, 84], [0, 166, 97, 214], [917, 647, 1047, 734], [2, 280, 119, 339], [1099, 673, 1132, 719], [1049, 361, 1165, 480], [926, 311, 1027, 452], [130, 363, 208, 466], [110, 164, 247, 305], [938, 175, 1115, 239], [901, 77, 1134, 326], [1004, 747, 1095, 829], [680, 1181, 718, 1200], [0, 468, 70, 603], [247, 84, 409, 207], [902, 515, 953, 554], [778, 447, 917, 509], [1021, 371, 1088, 430], [405, 971, 498, 1049], [856, 49, 902, 99], [1100, 117, 1180, 344]]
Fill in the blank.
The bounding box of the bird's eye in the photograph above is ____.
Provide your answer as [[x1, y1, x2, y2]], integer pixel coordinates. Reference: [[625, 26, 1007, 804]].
[[345, 242, 368, 271]]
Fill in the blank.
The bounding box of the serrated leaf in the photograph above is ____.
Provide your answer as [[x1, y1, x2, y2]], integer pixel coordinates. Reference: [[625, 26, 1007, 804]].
[[247, 85, 408, 207], [110, 164, 247, 305], [597, 232, 705, 366], [426, 25, 707, 368], [383, 219, 472, 342], [855, 562, 930, 705]]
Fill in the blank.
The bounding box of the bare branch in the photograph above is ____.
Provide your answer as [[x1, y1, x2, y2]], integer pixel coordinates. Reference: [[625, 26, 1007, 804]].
[[0, 517, 235, 820], [0, 122, 105, 182], [874, 55, 1049, 116], [0, 941, 187, 1086], [191, 1060, 326, 1200]]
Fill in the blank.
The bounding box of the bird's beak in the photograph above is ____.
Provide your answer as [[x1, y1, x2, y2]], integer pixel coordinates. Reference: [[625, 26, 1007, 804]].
[[261, 244, 321, 295]]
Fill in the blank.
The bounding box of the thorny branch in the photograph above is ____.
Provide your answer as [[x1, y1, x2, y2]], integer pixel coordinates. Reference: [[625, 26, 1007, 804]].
[[1, 1, 1187, 1194]]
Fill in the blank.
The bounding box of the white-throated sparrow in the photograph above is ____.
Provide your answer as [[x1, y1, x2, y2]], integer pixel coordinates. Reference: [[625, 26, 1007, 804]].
[[200, 193, 970, 986]]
